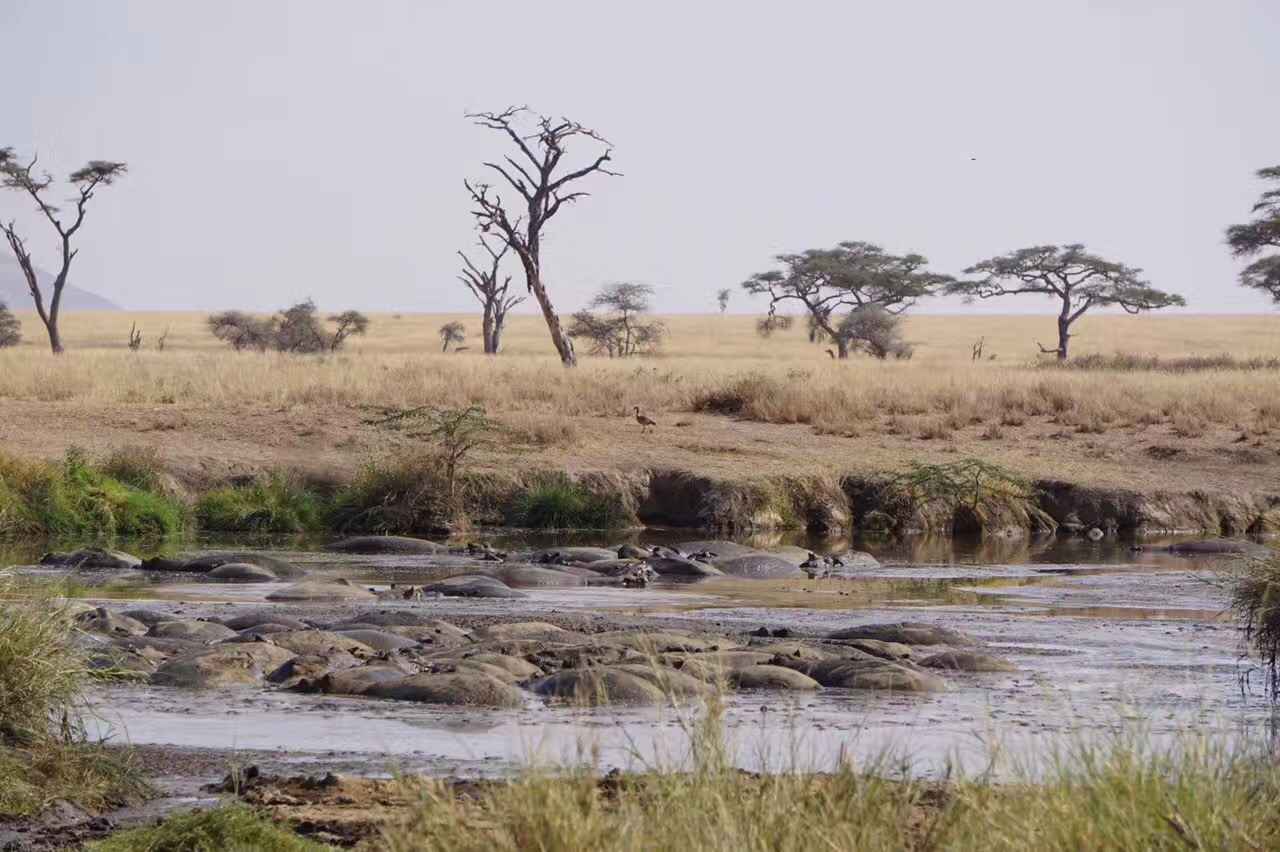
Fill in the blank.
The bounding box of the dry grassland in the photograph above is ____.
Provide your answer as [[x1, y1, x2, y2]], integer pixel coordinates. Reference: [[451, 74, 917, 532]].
[[1, 311, 1278, 493]]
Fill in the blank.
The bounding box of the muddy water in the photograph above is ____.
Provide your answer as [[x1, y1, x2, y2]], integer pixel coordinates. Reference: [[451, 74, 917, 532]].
[[4, 534, 1273, 780]]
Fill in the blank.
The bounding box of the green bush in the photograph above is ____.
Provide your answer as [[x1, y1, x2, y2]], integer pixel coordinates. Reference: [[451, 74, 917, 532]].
[[505, 474, 630, 530], [0, 580, 147, 818], [328, 453, 457, 534], [90, 804, 327, 851], [196, 478, 322, 534], [0, 448, 186, 539]]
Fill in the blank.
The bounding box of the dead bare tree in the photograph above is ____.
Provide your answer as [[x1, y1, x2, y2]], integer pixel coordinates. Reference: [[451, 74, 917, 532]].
[[0, 148, 127, 353], [971, 337, 985, 361], [458, 237, 525, 354], [127, 322, 142, 351], [157, 327, 170, 352], [464, 107, 619, 368]]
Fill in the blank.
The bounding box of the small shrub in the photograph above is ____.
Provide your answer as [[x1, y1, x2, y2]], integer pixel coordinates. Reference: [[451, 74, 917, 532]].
[[506, 474, 631, 530], [329, 453, 457, 534], [196, 478, 322, 534], [91, 804, 326, 851], [917, 416, 953, 440], [0, 449, 186, 539], [0, 302, 20, 348], [1231, 553, 1280, 699], [1055, 352, 1280, 372]]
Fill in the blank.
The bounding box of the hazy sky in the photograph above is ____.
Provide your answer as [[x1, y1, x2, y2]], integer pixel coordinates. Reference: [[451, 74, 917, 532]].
[[1, 0, 1277, 314]]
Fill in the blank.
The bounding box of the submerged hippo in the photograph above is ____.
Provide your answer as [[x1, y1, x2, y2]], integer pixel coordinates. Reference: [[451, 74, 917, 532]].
[[672, 541, 759, 559], [323, 536, 450, 555], [528, 547, 618, 565], [41, 548, 141, 571], [709, 554, 800, 579], [644, 555, 724, 579], [165, 552, 308, 580], [1131, 539, 1272, 558], [421, 576, 529, 599]]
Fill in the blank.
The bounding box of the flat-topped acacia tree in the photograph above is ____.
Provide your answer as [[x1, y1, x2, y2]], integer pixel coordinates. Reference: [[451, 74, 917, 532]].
[[948, 244, 1185, 361], [742, 241, 953, 359], [0, 147, 127, 353], [1227, 165, 1280, 304], [464, 107, 619, 368]]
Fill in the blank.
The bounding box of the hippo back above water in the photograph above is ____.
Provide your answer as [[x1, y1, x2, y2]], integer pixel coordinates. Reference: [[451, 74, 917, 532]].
[[323, 536, 451, 555], [1133, 539, 1272, 558], [709, 554, 801, 579]]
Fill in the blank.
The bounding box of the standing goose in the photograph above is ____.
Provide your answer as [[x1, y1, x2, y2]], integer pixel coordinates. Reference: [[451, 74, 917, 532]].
[[633, 406, 657, 433]]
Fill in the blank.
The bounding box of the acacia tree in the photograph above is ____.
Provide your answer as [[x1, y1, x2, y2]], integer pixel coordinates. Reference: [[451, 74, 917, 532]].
[[327, 310, 369, 352], [1227, 166, 1280, 304], [742, 241, 952, 359], [568, 282, 665, 357], [0, 148, 127, 353], [0, 302, 20, 348], [439, 321, 465, 352], [716, 288, 731, 314], [948, 245, 1185, 360], [458, 237, 525, 354], [464, 107, 619, 368]]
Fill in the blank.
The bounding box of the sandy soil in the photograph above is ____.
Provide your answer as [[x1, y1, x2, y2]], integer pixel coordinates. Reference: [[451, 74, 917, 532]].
[[2, 399, 1277, 493]]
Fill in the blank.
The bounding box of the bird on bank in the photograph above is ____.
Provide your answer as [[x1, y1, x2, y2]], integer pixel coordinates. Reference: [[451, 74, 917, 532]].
[[633, 406, 657, 433]]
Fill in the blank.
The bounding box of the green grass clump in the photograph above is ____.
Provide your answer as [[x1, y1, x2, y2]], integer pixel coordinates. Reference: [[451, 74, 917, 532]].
[[376, 736, 1280, 852], [196, 478, 322, 534], [0, 579, 147, 818], [505, 474, 632, 530], [0, 447, 186, 539], [328, 453, 457, 534], [90, 804, 328, 851], [1231, 551, 1280, 698]]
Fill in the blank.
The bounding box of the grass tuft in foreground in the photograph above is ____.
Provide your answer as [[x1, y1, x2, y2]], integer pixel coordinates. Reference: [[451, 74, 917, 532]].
[[1231, 551, 1280, 698], [89, 804, 328, 852], [372, 737, 1280, 851], [0, 578, 146, 819]]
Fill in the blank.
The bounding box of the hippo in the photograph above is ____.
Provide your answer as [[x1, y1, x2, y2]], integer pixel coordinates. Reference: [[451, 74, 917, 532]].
[[421, 576, 529, 599], [528, 547, 618, 565], [323, 536, 450, 555], [175, 552, 308, 580], [1130, 539, 1272, 558], [918, 651, 1017, 672], [644, 556, 724, 579], [207, 563, 279, 583], [41, 548, 141, 571], [826, 622, 977, 647], [366, 672, 523, 707], [615, 544, 650, 560], [150, 643, 297, 688], [490, 565, 587, 588], [672, 541, 759, 559], [266, 578, 378, 602], [531, 667, 666, 705], [709, 554, 800, 579], [776, 658, 946, 693]]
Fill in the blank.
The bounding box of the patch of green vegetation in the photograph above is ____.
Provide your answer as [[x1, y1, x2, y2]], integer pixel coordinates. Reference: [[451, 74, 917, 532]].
[[0, 580, 147, 819], [505, 473, 632, 530], [0, 448, 186, 540], [379, 731, 1280, 852], [328, 453, 458, 535], [195, 478, 323, 534], [1231, 551, 1280, 699], [90, 804, 328, 851]]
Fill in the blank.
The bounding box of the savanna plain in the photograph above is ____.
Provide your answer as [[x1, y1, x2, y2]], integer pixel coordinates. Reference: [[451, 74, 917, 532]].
[[4, 310, 1280, 851]]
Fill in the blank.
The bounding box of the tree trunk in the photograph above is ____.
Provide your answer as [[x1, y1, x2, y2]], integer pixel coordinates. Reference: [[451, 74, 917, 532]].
[[481, 305, 496, 354], [1056, 314, 1070, 361], [836, 338, 850, 359], [44, 316, 64, 354], [490, 314, 504, 355], [527, 268, 577, 367]]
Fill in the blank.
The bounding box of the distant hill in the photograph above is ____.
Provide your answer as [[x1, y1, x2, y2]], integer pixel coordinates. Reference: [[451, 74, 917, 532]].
[[0, 254, 121, 310]]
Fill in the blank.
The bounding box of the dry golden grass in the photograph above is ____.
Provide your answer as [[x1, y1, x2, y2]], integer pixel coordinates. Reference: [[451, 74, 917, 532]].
[[9, 309, 1280, 363], [1, 311, 1278, 492]]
